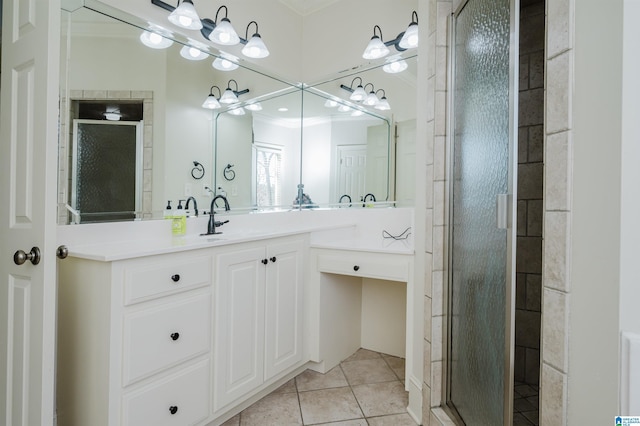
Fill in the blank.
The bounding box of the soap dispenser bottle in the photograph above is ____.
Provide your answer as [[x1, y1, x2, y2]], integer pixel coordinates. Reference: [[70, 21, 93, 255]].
[[172, 200, 187, 236]]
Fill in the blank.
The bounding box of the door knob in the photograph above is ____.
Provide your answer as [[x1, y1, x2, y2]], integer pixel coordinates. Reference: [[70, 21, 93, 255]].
[[13, 247, 41, 266], [56, 245, 69, 259]]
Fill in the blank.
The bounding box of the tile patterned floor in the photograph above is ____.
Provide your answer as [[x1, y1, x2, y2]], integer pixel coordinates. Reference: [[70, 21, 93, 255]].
[[221, 348, 415, 426], [513, 382, 539, 426]]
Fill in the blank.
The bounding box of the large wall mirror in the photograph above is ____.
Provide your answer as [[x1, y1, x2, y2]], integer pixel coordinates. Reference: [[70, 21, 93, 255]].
[[58, 2, 417, 224]]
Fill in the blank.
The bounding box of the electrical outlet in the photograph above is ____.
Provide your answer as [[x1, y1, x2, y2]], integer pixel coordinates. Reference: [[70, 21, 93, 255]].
[[184, 183, 192, 197]]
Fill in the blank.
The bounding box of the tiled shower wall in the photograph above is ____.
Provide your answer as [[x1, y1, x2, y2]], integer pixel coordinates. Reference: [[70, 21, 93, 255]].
[[515, 0, 545, 386]]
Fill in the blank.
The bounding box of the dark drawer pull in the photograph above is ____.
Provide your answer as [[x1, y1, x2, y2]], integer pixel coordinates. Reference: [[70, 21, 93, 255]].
[[261, 258, 268, 265], [270, 256, 276, 263], [170, 332, 180, 341], [353, 265, 360, 271], [169, 406, 178, 415], [171, 274, 180, 282]]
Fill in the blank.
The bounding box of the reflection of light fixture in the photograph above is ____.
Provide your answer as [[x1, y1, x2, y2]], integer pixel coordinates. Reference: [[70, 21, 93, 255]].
[[140, 26, 174, 49], [399, 11, 419, 49], [228, 107, 246, 116], [343, 77, 366, 102], [351, 110, 364, 117], [278, 107, 289, 112], [202, 85, 222, 109], [363, 25, 390, 59], [362, 83, 379, 106], [324, 99, 338, 108], [209, 6, 240, 45], [212, 55, 239, 71], [374, 89, 391, 110], [245, 102, 262, 111], [338, 105, 351, 112], [104, 106, 121, 121], [242, 21, 270, 58], [168, 0, 202, 30], [383, 55, 409, 73], [219, 79, 249, 104], [179, 39, 208, 60]]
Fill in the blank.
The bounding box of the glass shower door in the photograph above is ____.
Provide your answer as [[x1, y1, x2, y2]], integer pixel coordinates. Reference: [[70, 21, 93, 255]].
[[448, 0, 517, 424]]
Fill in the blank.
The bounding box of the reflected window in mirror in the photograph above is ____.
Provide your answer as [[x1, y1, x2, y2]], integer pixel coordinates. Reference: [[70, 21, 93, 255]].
[[253, 143, 283, 207]]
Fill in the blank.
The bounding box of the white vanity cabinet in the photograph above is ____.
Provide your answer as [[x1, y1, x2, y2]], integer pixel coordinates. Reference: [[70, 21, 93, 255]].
[[213, 237, 306, 412], [56, 250, 213, 426]]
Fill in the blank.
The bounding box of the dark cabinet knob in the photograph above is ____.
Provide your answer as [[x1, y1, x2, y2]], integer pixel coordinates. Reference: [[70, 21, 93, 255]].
[[261, 259, 268, 265], [171, 274, 180, 282], [170, 332, 180, 341], [270, 257, 276, 263], [353, 265, 360, 271], [169, 406, 178, 415]]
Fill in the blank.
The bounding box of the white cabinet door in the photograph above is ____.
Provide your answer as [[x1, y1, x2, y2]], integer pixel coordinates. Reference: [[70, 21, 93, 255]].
[[264, 240, 304, 379], [214, 246, 266, 411]]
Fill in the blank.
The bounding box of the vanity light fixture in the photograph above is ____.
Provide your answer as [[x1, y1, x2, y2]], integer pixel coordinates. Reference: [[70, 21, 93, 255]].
[[337, 104, 352, 113], [324, 99, 338, 108], [362, 83, 379, 106], [208, 6, 240, 46], [362, 11, 419, 60], [219, 79, 249, 104], [347, 77, 366, 102], [168, 0, 203, 30], [374, 89, 391, 111], [212, 55, 239, 71], [140, 26, 174, 49], [383, 55, 409, 74], [151, 1, 271, 60], [351, 109, 364, 117], [202, 85, 222, 109], [242, 21, 270, 58], [179, 39, 209, 60], [398, 11, 419, 49], [362, 25, 390, 60]]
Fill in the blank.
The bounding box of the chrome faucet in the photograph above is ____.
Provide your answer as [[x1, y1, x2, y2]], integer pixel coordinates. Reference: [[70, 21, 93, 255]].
[[185, 196, 198, 216], [362, 193, 376, 207], [204, 195, 230, 235]]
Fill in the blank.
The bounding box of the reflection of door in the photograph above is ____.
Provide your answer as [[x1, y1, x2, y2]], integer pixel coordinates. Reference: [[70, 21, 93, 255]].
[[336, 145, 367, 204], [447, 0, 518, 425], [0, 0, 59, 423], [72, 120, 143, 223]]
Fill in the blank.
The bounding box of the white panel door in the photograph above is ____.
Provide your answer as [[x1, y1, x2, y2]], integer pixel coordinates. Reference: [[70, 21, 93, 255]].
[[0, 0, 61, 425], [214, 246, 266, 412], [264, 239, 304, 379]]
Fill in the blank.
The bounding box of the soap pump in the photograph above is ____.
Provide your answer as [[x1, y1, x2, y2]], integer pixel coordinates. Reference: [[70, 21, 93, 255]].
[[163, 200, 173, 219]]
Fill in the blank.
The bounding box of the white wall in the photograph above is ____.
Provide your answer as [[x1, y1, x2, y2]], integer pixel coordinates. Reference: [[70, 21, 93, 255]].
[[569, 0, 623, 422]]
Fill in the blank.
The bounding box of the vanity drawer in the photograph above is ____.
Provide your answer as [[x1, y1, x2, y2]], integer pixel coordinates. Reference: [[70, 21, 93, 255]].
[[122, 294, 211, 386], [316, 253, 409, 282], [123, 254, 212, 305], [122, 359, 210, 426]]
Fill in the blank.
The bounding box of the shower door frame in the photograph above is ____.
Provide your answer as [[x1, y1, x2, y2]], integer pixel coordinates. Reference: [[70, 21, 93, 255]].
[[444, 0, 519, 424]]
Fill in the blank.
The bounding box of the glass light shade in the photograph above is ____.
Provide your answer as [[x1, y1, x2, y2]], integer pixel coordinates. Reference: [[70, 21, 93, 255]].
[[374, 97, 391, 111], [245, 102, 262, 111], [219, 88, 239, 104], [168, 0, 203, 30], [242, 34, 270, 58], [140, 31, 173, 49], [202, 95, 221, 109], [362, 36, 390, 59], [363, 92, 379, 106], [103, 112, 121, 121], [228, 107, 246, 115], [324, 99, 338, 108], [337, 105, 351, 112], [383, 58, 409, 73], [209, 18, 240, 46], [399, 22, 419, 49], [212, 57, 239, 71], [350, 85, 367, 102], [351, 110, 364, 117], [180, 45, 208, 60]]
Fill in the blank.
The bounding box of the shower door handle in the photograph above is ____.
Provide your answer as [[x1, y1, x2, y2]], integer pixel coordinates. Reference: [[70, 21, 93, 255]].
[[496, 194, 510, 229]]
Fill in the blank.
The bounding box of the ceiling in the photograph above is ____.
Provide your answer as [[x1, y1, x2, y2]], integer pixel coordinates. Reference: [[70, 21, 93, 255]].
[[277, 0, 341, 16]]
